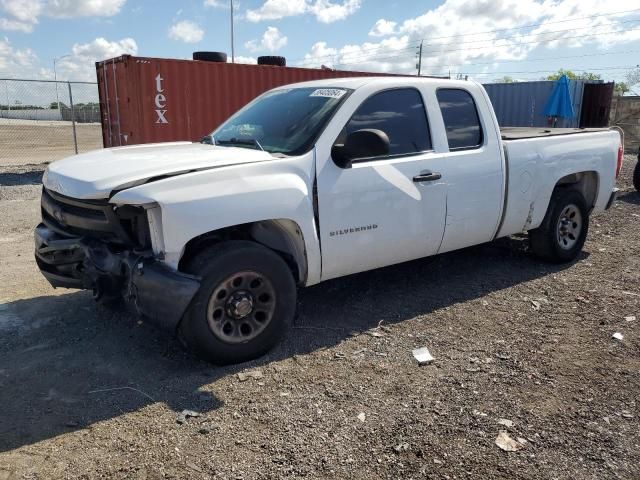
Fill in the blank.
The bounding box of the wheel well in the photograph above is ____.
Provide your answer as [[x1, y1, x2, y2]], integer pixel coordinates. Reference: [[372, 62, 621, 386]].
[[554, 171, 599, 209], [178, 220, 308, 285]]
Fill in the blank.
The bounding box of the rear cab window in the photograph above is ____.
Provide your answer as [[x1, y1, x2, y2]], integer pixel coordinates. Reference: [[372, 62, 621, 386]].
[[436, 89, 483, 150], [335, 88, 432, 160]]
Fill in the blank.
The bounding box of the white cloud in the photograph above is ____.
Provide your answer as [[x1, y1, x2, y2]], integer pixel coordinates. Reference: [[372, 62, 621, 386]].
[[46, 0, 126, 18], [246, 0, 359, 23], [369, 19, 397, 37], [299, 0, 640, 79], [0, 0, 126, 32], [0, 36, 36, 74], [0, 35, 136, 82], [245, 26, 287, 52], [54, 37, 137, 81], [0, 0, 43, 22], [204, 0, 227, 7], [246, 0, 306, 22], [0, 17, 34, 31], [309, 0, 360, 24], [168, 20, 204, 43], [230, 55, 257, 64]]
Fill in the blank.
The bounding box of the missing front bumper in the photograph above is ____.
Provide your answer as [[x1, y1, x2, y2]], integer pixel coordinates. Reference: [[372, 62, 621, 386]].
[[34, 223, 200, 331]]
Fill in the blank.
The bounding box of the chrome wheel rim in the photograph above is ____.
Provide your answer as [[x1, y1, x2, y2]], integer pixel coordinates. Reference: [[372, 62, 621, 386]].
[[206, 271, 276, 344], [556, 204, 582, 250]]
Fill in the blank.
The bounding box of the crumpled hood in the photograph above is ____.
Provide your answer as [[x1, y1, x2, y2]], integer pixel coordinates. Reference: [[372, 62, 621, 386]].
[[43, 141, 274, 199]]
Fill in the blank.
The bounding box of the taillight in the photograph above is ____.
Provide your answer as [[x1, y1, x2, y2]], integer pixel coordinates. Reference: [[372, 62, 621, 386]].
[[616, 144, 624, 178]]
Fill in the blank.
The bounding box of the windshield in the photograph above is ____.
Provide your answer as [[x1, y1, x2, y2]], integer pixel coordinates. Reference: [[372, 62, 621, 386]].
[[210, 87, 351, 156]]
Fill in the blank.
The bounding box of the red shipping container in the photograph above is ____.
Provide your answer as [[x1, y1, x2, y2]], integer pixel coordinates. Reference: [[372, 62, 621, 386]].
[[96, 55, 413, 148]]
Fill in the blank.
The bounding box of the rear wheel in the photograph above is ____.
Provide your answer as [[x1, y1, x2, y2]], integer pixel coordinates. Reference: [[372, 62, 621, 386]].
[[179, 241, 296, 365], [633, 161, 640, 192], [529, 189, 589, 263]]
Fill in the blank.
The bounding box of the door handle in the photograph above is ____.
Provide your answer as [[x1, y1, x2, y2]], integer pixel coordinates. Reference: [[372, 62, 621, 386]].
[[413, 170, 442, 182]]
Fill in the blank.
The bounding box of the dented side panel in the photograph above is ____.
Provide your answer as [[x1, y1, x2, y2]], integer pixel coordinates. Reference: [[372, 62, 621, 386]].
[[497, 129, 620, 237]]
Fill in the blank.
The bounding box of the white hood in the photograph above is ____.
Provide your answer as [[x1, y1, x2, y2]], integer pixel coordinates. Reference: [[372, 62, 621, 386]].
[[43, 142, 274, 200]]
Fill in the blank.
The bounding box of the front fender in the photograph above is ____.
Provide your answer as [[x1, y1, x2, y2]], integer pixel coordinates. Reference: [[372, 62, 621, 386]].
[[110, 155, 322, 285]]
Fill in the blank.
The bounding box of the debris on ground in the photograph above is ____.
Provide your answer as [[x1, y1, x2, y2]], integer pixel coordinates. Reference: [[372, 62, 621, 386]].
[[237, 370, 264, 381], [612, 332, 624, 341], [176, 410, 201, 425], [357, 412, 366, 422], [368, 330, 385, 338], [393, 442, 409, 453], [495, 430, 525, 452], [412, 346, 434, 365], [625, 315, 636, 322], [497, 418, 514, 428], [2, 157, 640, 479]]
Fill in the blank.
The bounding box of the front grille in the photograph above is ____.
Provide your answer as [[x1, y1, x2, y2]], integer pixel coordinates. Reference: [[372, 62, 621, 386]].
[[41, 188, 150, 248]]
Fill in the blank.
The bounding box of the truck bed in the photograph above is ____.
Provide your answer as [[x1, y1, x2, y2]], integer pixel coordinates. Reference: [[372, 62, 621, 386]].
[[500, 127, 609, 141]]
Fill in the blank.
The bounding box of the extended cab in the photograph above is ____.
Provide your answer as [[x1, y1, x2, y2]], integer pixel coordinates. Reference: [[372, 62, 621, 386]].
[[36, 77, 623, 364]]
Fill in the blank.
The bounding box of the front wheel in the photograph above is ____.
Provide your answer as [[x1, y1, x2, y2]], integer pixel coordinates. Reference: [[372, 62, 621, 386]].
[[529, 189, 589, 263], [633, 160, 640, 192], [179, 241, 296, 365]]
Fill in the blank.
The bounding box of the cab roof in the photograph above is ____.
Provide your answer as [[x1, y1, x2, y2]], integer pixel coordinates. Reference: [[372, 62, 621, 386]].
[[275, 76, 476, 91]]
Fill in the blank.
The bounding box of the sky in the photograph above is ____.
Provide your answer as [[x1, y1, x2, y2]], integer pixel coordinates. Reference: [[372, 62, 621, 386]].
[[1, 0, 640, 89]]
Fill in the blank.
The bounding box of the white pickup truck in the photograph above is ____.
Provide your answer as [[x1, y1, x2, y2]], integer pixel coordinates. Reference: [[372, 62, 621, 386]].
[[36, 77, 623, 364]]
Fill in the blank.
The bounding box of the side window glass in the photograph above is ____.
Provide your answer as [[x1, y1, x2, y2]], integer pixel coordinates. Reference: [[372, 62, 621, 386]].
[[339, 88, 431, 157], [436, 89, 483, 150]]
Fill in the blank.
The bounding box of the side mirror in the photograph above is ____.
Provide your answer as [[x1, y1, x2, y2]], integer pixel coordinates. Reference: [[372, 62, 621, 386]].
[[331, 129, 390, 168]]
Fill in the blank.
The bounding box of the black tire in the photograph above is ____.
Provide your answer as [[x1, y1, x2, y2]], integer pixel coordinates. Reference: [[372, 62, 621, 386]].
[[257, 56, 286, 67], [179, 241, 296, 365], [529, 189, 589, 263], [193, 51, 227, 63], [633, 161, 640, 192]]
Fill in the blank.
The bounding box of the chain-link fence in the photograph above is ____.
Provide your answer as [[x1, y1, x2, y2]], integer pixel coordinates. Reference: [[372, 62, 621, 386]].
[[0, 79, 102, 167]]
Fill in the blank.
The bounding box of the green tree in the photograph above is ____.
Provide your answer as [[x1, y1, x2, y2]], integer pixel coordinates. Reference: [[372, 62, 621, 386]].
[[626, 67, 640, 87], [494, 75, 517, 83], [49, 102, 58, 109], [614, 82, 630, 96], [546, 69, 602, 81]]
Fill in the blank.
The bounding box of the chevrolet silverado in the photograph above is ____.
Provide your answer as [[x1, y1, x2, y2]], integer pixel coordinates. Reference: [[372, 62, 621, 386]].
[[36, 77, 623, 364]]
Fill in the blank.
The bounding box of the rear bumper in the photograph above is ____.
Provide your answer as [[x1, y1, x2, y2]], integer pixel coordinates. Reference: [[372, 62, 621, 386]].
[[34, 223, 200, 331], [605, 188, 619, 210]]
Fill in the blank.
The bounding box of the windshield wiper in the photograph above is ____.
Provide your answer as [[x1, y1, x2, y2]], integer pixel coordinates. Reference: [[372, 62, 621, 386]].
[[213, 137, 265, 152]]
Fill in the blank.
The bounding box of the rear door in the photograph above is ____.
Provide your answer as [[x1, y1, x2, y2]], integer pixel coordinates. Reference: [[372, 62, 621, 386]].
[[434, 87, 505, 253], [315, 87, 448, 281]]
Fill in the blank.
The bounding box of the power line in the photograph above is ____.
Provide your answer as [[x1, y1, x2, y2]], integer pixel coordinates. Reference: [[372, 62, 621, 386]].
[[297, 21, 640, 67], [418, 17, 640, 50], [328, 24, 640, 69], [293, 8, 640, 65], [435, 49, 640, 69], [421, 65, 636, 78], [418, 7, 640, 42], [415, 26, 640, 58], [460, 65, 637, 75]]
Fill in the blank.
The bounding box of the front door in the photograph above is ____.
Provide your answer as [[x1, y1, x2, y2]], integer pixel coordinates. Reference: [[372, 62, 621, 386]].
[[316, 87, 448, 281]]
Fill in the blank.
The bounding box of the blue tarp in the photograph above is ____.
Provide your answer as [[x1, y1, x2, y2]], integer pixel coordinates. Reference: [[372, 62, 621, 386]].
[[543, 75, 575, 119]]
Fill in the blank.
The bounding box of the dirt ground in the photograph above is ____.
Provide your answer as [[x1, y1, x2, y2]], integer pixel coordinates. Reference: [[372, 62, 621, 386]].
[[0, 119, 103, 166], [0, 157, 638, 480]]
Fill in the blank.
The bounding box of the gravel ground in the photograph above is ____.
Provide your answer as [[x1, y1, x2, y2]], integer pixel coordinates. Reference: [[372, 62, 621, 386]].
[[0, 119, 102, 166], [0, 157, 638, 479]]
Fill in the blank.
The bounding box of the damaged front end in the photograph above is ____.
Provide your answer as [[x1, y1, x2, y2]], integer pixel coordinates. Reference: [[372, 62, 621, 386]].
[[35, 188, 199, 331]]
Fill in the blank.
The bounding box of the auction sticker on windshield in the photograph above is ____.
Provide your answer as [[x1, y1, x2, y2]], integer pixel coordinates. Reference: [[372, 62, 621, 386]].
[[310, 88, 347, 99]]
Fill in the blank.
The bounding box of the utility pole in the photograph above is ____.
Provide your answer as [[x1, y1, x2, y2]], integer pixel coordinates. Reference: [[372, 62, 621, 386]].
[[53, 54, 70, 113], [230, 0, 235, 63], [416, 40, 423, 76]]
